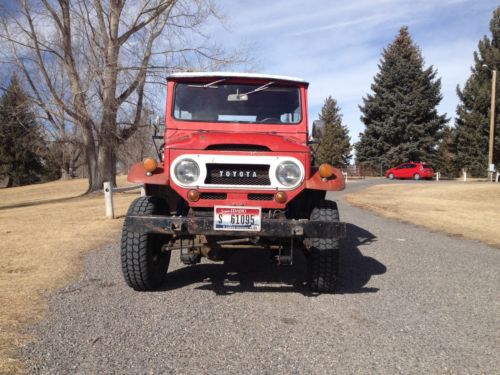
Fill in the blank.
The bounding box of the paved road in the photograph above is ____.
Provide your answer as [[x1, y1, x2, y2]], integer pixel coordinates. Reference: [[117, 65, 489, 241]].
[[23, 179, 499, 374]]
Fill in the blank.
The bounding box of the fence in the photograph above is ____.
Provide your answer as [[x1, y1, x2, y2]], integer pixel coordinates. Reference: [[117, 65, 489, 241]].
[[346, 164, 385, 178], [461, 170, 500, 182], [103, 181, 145, 219]]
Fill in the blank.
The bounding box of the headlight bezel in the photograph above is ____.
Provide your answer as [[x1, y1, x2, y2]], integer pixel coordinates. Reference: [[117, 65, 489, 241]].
[[173, 158, 200, 185], [275, 160, 302, 187]]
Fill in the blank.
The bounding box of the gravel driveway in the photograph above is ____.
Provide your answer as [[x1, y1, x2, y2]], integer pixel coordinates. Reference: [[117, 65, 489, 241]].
[[23, 180, 500, 374]]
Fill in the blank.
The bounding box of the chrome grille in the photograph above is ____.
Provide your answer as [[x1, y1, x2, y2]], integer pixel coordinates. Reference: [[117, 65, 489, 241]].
[[205, 164, 271, 186]]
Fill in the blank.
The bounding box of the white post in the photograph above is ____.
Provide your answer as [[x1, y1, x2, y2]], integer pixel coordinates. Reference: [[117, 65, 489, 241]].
[[496, 171, 499, 183], [436, 172, 440, 181], [462, 169, 467, 182], [140, 186, 146, 197], [103, 182, 114, 219]]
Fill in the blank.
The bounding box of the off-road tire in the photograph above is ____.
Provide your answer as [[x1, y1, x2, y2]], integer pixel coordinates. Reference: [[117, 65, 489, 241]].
[[307, 200, 340, 293], [413, 173, 421, 180], [388, 173, 395, 180], [121, 196, 171, 291]]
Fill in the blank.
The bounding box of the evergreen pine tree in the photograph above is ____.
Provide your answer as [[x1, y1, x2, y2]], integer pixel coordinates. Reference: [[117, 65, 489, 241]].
[[434, 125, 457, 177], [454, 7, 500, 177], [355, 26, 448, 170], [0, 74, 44, 186], [316, 96, 352, 167]]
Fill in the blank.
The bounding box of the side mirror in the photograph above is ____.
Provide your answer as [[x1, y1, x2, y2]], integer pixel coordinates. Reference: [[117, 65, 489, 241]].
[[312, 119, 325, 139], [151, 116, 165, 139]]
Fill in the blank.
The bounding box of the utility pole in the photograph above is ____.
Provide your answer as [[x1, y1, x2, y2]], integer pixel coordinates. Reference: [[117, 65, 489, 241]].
[[483, 65, 497, 181], [488, 69, 496, 181]]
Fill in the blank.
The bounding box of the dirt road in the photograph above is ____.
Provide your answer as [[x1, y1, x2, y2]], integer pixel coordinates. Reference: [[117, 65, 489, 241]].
[[23, 180, 500, 373]]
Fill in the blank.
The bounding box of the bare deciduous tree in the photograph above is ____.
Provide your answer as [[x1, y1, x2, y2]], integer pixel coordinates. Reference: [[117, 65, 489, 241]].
[[0, 0, 242, 191]]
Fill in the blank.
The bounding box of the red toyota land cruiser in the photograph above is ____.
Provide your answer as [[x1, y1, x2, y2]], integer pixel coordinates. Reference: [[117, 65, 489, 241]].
[[122, 72, 346, 293]]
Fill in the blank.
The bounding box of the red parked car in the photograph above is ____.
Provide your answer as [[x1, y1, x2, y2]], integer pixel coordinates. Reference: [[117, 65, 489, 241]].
[[385, 162, 435, 180]]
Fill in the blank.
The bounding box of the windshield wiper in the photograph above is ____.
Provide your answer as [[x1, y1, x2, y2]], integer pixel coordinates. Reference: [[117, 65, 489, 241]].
[[242, 81, 275, 96], [188, 78, 227, 88]]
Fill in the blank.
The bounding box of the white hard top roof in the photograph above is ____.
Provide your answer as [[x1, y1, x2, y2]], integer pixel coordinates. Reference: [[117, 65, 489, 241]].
[[168, 71, 308, 84]]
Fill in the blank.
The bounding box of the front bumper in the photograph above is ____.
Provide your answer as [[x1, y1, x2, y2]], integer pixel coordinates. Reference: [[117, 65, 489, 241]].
[[125, 215, 346, 239]]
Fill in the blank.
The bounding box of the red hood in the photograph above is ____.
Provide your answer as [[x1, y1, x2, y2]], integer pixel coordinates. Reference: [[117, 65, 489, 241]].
[[165, 131, 309, 153]]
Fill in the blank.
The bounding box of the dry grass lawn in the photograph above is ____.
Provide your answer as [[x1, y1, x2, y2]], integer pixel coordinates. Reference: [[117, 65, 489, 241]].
[[346, 182, 500, 248], [0, 176, 139, 373]]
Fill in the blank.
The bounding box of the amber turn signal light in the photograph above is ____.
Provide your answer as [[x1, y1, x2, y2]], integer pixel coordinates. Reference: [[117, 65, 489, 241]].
[[318, 163, 335, 178], [275, 191, 288, 203], [187, 189, 200, 202], [143, 158, 158, 173]]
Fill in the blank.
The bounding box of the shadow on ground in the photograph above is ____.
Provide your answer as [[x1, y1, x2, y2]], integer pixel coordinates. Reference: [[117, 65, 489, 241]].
[[337, 223, 386, 294], [156, 223, 386, 296]]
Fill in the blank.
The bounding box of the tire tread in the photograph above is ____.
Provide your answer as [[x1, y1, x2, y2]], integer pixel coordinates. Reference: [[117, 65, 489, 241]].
[[120, 197, 170, 291], [308, 200, 340, 293]]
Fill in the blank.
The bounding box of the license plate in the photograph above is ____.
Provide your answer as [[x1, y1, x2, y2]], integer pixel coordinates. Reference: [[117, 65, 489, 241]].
[[214, 206, 261, 231]]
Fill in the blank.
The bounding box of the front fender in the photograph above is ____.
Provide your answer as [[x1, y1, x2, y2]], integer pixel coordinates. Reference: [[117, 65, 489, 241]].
[[305, 168, 345, 191], [127, 162, 169, 185]]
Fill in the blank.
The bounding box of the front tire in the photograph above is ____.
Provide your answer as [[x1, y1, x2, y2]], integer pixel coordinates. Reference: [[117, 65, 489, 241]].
[[121, 197, 171, 291], [306, 200, 340, 293]]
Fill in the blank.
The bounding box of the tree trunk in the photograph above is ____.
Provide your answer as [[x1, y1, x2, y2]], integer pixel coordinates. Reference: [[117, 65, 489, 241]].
[[86, 146, 100, 192], [79, 121, 101, 192], [95, 143, 116, 190]]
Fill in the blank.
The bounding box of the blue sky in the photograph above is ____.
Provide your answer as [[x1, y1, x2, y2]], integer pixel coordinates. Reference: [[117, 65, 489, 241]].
[[208, 0, 498, 144]]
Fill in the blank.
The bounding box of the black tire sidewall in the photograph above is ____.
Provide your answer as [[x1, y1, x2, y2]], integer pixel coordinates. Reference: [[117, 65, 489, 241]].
[[121, 197, 171, 290]]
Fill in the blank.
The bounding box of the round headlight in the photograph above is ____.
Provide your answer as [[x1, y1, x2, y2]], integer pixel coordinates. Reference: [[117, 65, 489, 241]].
[[174, 159, 200, 184], [276, 161, 302, 187]]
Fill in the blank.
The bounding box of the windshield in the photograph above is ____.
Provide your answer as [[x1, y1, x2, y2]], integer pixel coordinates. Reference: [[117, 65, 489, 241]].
[[173, 82, 302, 124]]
